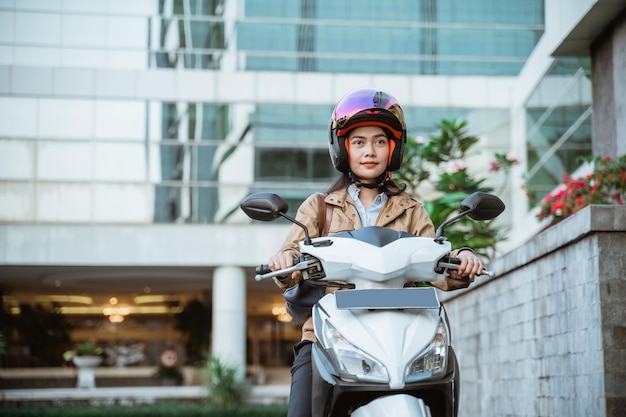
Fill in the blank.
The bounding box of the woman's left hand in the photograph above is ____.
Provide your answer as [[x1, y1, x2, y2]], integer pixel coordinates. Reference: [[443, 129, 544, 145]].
[[453, 250, 483, 280]]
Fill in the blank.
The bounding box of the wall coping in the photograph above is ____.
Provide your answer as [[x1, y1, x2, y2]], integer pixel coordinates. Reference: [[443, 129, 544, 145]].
[[440, 204, 626, 301]]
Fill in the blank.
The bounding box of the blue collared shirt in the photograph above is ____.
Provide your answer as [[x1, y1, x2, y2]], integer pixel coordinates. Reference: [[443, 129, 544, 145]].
[[348, 185, 388, 227]]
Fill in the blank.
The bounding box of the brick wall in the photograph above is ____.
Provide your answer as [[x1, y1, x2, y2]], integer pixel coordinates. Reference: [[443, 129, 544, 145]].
[[439, 205, 626, 417]]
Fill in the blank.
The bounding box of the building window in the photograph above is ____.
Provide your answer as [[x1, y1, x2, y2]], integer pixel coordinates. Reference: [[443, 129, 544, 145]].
[[525, 58, 592, 202]]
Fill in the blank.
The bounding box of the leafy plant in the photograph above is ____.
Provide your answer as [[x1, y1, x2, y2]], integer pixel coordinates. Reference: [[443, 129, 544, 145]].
[[206, 355, 250, 408], [396, 119, 518, 259], [155, 364, 184, 385], [9, 302, 72, 366], [1, 403, 289, 417], [528, 154, 626, 226], [63, 340, 103, 362]]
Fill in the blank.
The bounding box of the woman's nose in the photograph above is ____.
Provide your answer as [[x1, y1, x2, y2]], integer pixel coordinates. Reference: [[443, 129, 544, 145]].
[[364, 142, 376, 155]]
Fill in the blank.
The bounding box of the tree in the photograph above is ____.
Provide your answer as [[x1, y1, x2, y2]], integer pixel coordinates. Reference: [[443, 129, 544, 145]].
[[176, 298, 212, 365], [9, 302, 72, 366], [396, 119, 517, 259]]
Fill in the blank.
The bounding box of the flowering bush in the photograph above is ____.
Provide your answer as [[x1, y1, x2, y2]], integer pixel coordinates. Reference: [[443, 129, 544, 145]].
[[489, 152, 519, 173], [397, 119, 519, 259], [533, 154, 626, 226]]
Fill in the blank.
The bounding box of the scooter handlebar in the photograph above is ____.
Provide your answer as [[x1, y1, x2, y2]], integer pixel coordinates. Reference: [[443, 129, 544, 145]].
[[256, 264, 271, 275], [255, 257, 310, 281], [438, 256, 495, 277], [257, 256, 495, 281]]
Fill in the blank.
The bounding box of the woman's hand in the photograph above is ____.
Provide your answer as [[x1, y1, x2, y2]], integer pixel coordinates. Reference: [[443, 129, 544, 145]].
[[269, 250, 302, 281], [452, 250, 483, 280]]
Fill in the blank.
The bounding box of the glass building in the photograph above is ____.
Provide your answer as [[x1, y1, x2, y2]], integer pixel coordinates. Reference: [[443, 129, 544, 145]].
[[0, 0, 592, 378]]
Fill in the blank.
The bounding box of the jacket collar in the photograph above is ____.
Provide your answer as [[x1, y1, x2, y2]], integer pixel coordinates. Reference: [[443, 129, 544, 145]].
[[324, 187, 418, 211]]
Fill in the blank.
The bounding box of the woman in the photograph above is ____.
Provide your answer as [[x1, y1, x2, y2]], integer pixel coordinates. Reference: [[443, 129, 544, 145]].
[[268, 88, 482, 417]]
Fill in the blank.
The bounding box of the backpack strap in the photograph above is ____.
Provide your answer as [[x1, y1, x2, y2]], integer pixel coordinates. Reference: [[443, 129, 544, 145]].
[[316, 192, 333, 236]]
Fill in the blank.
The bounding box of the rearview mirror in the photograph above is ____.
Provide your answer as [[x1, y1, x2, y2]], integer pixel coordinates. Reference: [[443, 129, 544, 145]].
[[435, 192, 506, 241], [240, 192, 314, 245], [240, 192, 289, 222], [460, 192, 506, 221]]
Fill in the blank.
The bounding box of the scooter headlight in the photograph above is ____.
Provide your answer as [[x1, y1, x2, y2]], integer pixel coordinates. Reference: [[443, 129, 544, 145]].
[[323, 321, 389, 383], [405, 319, 449, 382]]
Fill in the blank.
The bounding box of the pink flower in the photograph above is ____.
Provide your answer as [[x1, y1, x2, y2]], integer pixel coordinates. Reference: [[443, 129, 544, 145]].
[[550, 200, 565, 216], [444, 159, 466, 174], [488, 160, 501, 172], [506, 152, 519, 164]]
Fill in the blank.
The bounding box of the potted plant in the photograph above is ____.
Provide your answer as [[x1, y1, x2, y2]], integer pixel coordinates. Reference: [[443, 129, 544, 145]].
[[63, 341, 104, 388], [63, 341, 104, 368]]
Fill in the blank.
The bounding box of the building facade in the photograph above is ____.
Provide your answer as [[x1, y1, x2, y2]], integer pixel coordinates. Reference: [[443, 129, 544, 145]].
[[0, 0, 603, 377]]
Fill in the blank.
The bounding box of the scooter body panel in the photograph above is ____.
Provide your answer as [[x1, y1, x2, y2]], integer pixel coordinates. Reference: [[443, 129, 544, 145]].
[[315, 290, 442, 389], [311, 288, 458, 417], [311, 344, 458, 417], [350, 394, 432, 417], [303, 234, 451, 284]]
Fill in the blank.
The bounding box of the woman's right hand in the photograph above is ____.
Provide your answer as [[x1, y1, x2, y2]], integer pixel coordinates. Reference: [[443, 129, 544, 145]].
[[269, 250, 301, 281]]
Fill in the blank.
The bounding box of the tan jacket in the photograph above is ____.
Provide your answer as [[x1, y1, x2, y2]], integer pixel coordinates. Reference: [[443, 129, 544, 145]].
[[275, 188, 473, 342]]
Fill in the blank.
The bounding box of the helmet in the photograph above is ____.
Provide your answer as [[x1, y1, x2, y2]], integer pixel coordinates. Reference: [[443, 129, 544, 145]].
[[328, 88, 406, 173]]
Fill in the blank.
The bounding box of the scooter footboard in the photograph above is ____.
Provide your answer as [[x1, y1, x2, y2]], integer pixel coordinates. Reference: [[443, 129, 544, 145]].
[[351, 394, 431, 417]]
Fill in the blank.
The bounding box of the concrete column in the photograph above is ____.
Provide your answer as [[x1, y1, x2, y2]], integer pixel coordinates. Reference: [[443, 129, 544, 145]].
[[591, 10, 626, 157], [211, 266, 246, 377]]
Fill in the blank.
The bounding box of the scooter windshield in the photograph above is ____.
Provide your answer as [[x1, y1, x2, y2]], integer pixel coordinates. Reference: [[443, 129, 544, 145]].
[[333, 226, 416, 247]]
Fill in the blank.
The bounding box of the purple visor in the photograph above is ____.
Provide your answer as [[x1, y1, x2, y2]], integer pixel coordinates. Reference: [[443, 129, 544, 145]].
[[331, 89, 406, 137]]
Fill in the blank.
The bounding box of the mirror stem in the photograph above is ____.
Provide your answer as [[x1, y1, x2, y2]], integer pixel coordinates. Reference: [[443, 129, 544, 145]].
[[434, 208, 472, 242], [280, 213, 312, 245]]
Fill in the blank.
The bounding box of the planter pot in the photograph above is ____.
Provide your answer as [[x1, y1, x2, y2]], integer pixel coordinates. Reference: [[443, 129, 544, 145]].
[[72, 355, 103, 368], [72, 356, 102, 388]]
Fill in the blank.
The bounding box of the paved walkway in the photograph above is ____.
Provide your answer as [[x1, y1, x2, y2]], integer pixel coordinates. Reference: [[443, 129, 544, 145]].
[[0, 384, 290, 405]]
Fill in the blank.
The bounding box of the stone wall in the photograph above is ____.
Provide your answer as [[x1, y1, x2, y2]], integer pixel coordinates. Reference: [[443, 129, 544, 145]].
[[439, 205, 626, 417]]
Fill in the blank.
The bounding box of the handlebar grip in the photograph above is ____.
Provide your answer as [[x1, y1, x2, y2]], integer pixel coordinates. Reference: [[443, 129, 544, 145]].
[[256, 264, 271, 275], [255, 263, 292, 281], [257, 256, 302, 276], [445, 256, 493, 275]]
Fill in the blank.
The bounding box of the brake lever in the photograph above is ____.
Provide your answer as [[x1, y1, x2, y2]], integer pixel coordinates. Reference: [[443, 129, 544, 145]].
[[255, 259, 316, 281]]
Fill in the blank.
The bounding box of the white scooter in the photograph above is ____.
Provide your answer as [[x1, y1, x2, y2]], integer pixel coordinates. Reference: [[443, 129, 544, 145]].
[[240, 191, 505, 417]]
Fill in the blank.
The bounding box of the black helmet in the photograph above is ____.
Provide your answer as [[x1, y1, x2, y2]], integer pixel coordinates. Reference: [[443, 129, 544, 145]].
[[328, 88, 406, 173]]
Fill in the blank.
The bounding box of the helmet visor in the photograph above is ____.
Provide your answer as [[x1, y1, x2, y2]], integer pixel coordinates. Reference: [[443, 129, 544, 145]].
[[331, 90, 406, 137]]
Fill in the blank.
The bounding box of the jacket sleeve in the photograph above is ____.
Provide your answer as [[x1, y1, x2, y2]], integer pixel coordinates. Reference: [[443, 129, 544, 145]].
[[409, 201, 476, 291], [272, 194, 321, 289], [409, 202, 436, 238]]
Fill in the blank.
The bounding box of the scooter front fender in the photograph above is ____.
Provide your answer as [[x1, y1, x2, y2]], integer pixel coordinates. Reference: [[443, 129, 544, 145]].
[[351, 394, 431, 417]]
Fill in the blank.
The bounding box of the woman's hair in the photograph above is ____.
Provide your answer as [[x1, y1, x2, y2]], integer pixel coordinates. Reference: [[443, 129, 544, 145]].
[[326, 172, 407, 196]]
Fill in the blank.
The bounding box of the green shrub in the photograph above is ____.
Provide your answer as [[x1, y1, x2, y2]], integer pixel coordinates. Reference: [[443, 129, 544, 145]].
[[0, 403, 288, 417], [206, 355, 250, 408]]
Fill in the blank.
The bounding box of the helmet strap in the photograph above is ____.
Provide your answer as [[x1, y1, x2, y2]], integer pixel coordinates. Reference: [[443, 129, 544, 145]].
[[349, 171, 391, 189]]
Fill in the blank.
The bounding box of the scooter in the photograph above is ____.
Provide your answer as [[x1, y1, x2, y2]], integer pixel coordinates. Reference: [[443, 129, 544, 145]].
[[240, 191, 505, 417]]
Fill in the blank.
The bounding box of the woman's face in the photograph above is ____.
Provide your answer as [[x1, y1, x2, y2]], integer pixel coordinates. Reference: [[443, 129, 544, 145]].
[[347, 126, 390, 183]]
